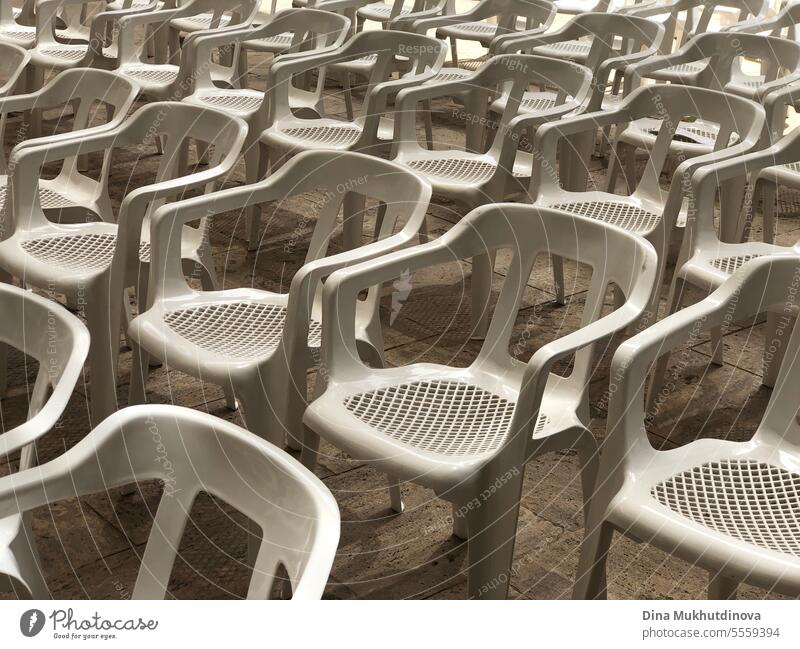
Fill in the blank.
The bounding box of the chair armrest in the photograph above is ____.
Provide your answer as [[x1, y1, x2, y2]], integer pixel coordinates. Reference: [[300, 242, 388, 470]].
[[623, 49, 698, 91]]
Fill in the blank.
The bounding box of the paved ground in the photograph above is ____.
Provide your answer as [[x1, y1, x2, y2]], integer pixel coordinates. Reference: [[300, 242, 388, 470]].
[[0, 51, 797, 600]]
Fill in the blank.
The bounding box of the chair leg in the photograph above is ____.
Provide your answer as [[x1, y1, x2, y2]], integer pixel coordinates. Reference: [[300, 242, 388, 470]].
[[301, 425, 321, 471], [452, 503, 468, 540], [762, 182, 777, 245], [763, 310, 791, 388], [471, 250, 495, 339], [422, 98, 433, 150], [708, 572, 738, 600], [572, 520, 613, 599], [552, 254, 566, 306], [244, 143, 262, 251], [719, 178, 747, 244], [465, 468, 524, 599], [25, 66, 44, 138], [387, 474, 404, 513], [342, 73, 354, 121], [576, 431, 600, 528], [449, 36, 458, 66], [128, 342, 150, 406], [86, 293, 117, 425], [647, 276, 686, 414], [709, 325, 724, 367]]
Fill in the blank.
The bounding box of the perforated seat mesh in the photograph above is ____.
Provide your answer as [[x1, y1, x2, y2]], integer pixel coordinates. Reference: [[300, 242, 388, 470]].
[[535, 40, 591, 56], [439, 21, 497, 36], [344, 380, 516, 456], [38, 46, 86, 61], [661, 62, 706, 74], [407, 158, 497, 184], [281, 124, 362, 147], [197, 92, 262, 113], [553, 201, 661, 233], [177, 13, 231, 28], [521, 91, 557, 112], [248, 32, 292, 47], [652, 459, 800, 557], [0, 185, 76, 212], [164, 301, 322, 360], [359, 2, 411, 18], [21, 233, 150, 272], [709, 254, 762, 274], [783, 162, 800, 173], [431, 68, 472, 82], [0, 26, 35, 41], [123, 65, 179, 83]]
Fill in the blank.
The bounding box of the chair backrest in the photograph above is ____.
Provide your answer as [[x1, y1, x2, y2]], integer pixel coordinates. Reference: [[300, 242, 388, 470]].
[[191, 8, 351, 98], [393, 54, 592, 164], [605, 254, 800, 487], [0, 42, 29, 97], [688, 126, 800, 255], [730, 1, 800, 41], [630, 0, 768, 53], [118, 0, 259, 67], [321, 204, 657, 432], [496, 12, 664, 110], [0, 67, 138, 177], [0, 404, 340, 598], [7, 102, 246, 276], [661, 32, 800, 94], [0, 283, 88, 464], [536, 84, 765, 206], [144, 150, 431, 347], [35, 0, 94, 47], [269, 30, 444, 125]]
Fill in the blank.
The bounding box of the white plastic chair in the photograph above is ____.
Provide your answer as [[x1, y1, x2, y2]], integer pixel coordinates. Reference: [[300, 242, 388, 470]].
[[0, 283, 88, 598], [0, 41, 30, 100], [409, 0, 556, 69], [575, 253, 800, 599], [0, 404, 340, 599], [180, 8, 352, 250], [0, 0, 37, 48], [493, 12, 665, 114], [24, 0, 158, 93], [0, 68, 138, 224], [127, 150, 431, 453], [259, 30, 445, 169], [303, 202, 658, 599], [530, 84, 766, 331], [648, 127, 800, 411], [730, 0, 800, 41], [115, 0, 259, 99], [622, 32, 800, 152], [0, 102, 247, 426], [627, 0, 768, 76], [391, 54, 592, 333]]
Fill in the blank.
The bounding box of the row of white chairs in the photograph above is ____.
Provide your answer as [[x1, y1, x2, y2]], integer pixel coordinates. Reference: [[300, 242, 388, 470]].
[[0, 0, 798, 599]]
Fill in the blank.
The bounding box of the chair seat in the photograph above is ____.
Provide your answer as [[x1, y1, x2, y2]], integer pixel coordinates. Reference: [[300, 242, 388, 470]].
[[621, 117, 739, 154], [162, 300, 322, 361], [437, 21, 498, 44], [405, 154, 526, 187], [107, 0, 161, 9], [120, 64, 178, 86], [357, 2, 412, 21], [552, 199, 661, 234], [19, 233, 151, 272], [270, 122, 363, 149], [533, 39, 591, 61], [170, 12, 231, 33], [0, 24, 35, 44], [343, 378, 517, 457], [243, 31, 293, 53], [428, 67, 473, 83], [653, 458, 800, 559], [192, 89, 263, 116]]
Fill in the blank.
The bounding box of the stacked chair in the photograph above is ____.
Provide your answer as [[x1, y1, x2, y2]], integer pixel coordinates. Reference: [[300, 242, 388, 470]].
[[0, 0, 798, 601]]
